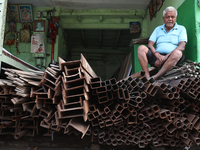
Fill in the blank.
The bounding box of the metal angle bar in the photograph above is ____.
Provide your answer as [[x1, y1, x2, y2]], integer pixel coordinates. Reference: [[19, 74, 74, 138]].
[[63, 92, 89, 104], [63, 77, 86, 89], [63, 72, 82, 82], [62, 99, 83, 110], [64, 85, 89, 98], [65, 117, 90, 139], [59, 58, 81, 71], [64, 67, 80, 76], [57, 103, 85, 119], [80, 54, 97, 78], [40, 120, 51, 129]]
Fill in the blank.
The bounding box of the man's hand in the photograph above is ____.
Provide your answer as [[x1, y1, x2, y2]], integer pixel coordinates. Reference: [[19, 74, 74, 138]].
[[154, 59, 162, 68], [154, 53, 168, 67], [148, 41, 168, 64], [155, 53, 168, 64]]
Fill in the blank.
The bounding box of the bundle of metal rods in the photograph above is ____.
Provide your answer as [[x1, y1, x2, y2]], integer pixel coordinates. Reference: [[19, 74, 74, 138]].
[[0, 56, 200, 148], [157, 60, 200, 82], [0, 69, 43, 139]]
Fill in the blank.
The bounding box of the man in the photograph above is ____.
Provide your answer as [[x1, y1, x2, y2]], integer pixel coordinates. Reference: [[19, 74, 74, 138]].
[[137, 6, 187, 80]]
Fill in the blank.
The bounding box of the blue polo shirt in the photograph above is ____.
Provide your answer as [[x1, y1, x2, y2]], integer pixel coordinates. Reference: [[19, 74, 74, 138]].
[[149, 22, 187, 54]]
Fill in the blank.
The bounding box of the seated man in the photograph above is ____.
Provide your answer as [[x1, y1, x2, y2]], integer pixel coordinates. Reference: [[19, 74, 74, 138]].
[[137, 6, 187, 80]]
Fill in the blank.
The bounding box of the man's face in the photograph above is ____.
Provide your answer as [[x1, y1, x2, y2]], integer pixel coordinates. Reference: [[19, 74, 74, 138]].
[[163, 11, 177, 29]]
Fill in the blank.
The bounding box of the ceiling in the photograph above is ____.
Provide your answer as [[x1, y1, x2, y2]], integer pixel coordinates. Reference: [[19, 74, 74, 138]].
[[65, 29, 140, 50], [8, 0, 151, 10]]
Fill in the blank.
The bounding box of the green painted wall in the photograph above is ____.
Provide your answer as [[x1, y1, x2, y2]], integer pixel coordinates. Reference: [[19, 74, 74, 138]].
[[3, 6, 67, 70], [3, 23, 35, 67], [177, 0, 197, 61], [195, 0, 200, 62], [56, 27, 68, 63]]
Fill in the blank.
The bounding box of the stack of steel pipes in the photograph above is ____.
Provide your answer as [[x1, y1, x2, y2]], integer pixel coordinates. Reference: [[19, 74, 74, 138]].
[[0, 55, 200, 148]]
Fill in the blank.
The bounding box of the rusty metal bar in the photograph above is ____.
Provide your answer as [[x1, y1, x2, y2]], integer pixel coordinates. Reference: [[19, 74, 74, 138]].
[[162, 121, 177, 133], [14, 130, 30, 139], [65, 118, 90, 139]]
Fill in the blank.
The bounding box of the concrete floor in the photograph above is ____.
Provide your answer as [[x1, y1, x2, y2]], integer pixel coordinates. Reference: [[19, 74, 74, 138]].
[[0, 134, 199, 150]]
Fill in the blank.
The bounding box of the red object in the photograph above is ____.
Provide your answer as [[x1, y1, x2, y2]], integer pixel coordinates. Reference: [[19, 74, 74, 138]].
[[48, 20, 57, 63]]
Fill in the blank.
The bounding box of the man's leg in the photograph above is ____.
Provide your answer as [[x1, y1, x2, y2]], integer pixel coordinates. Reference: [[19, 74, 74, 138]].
[[152, 49, 183, 80], [137, 45, 150, 78]]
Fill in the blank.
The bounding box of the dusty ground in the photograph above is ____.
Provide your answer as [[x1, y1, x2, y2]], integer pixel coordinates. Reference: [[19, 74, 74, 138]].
[[0, 134, 199, 150]]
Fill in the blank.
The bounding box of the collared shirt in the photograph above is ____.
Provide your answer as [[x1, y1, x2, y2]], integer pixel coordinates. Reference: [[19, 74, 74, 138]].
[[149, 22, 187, 54]]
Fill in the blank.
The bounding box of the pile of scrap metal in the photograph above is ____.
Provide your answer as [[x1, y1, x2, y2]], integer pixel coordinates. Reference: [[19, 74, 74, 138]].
[[0, 54, 200, 148]]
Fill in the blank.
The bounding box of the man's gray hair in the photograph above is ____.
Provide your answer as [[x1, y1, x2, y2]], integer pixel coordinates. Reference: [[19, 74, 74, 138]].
[[163, 6, 177, 17]]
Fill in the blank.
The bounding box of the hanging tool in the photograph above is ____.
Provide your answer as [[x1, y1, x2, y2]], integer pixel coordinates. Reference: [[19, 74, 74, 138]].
[[48, 14, 57, 64]]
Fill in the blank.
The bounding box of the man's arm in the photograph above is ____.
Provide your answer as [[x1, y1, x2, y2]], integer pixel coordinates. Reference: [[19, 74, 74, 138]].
[[174, 41, 186, 51], [164, 41, 186, 58], [148, 40, 156, 54]]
